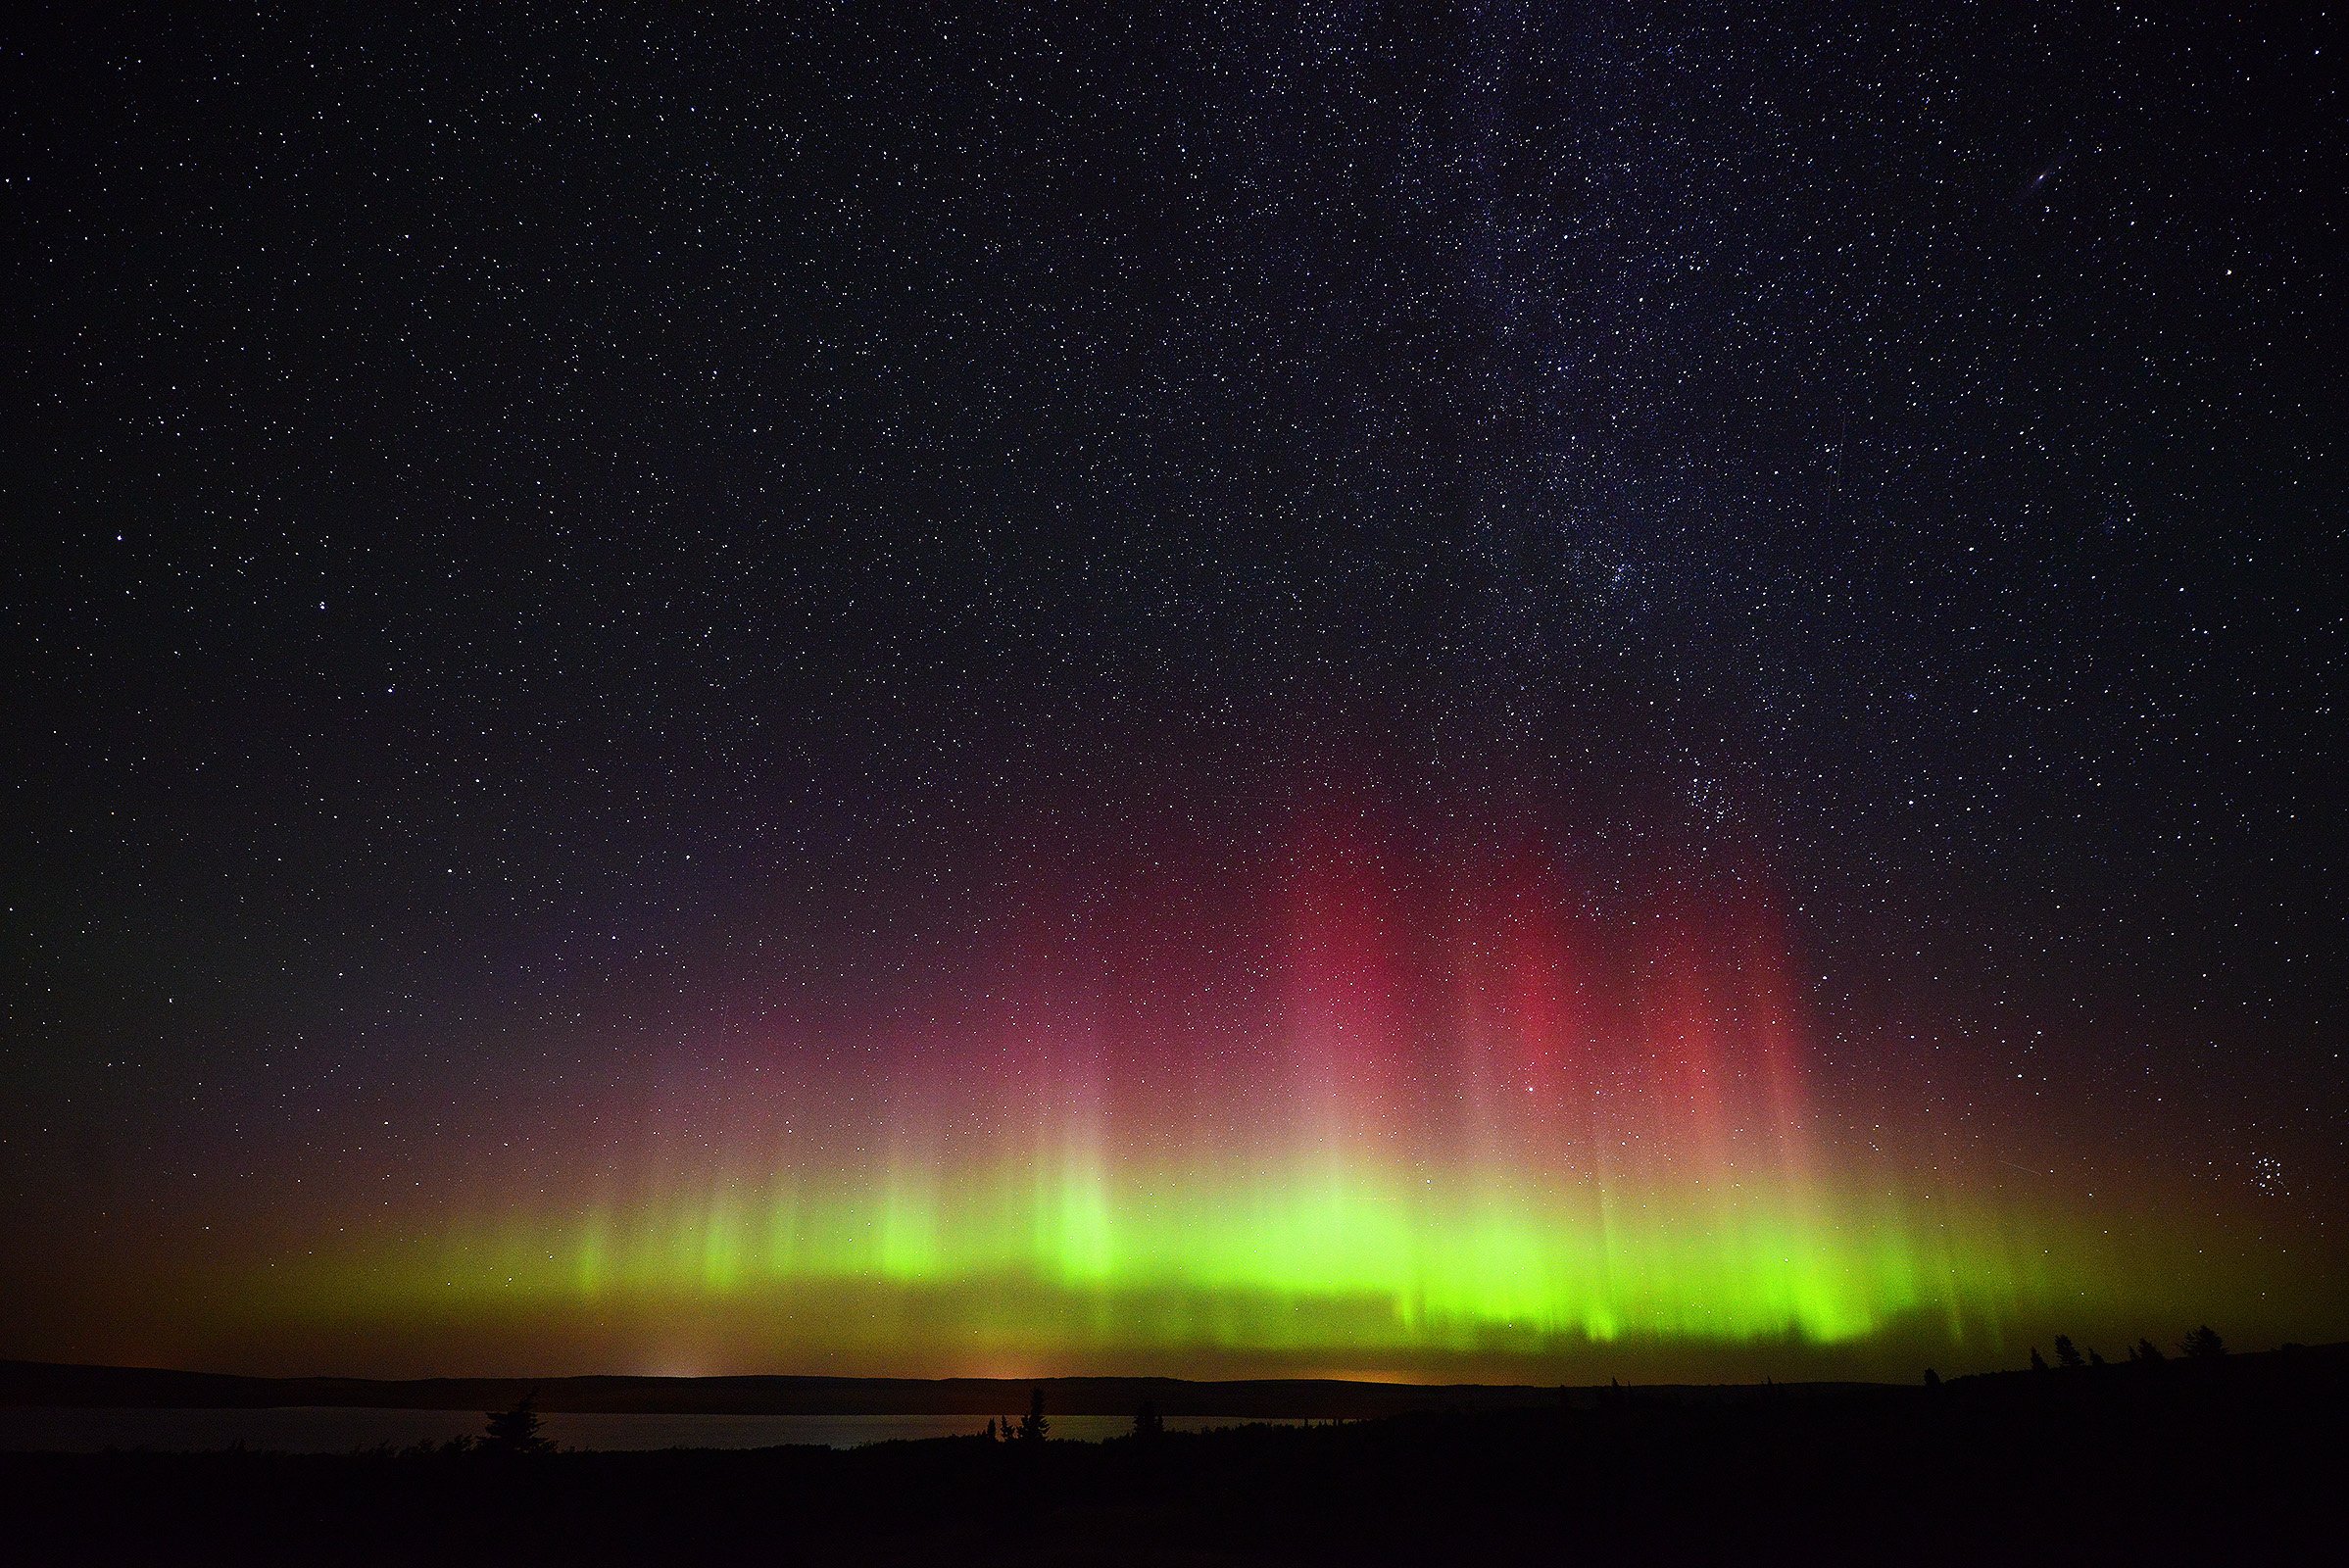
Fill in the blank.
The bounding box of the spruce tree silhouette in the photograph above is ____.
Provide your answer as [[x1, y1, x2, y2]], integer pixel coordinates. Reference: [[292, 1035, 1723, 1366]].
[[1132, 1398, 1164, 1444], [2181, 1325, 2227, 1360], [2054, 1335, 2085, 1369], [482, 1391, 551, 1454], [1923, 1368, 1941, 1390], [2133, 1337, 2169, 1366], [2031, 1347, 2050, 1373], [1017, 1387, 1050, 1446]]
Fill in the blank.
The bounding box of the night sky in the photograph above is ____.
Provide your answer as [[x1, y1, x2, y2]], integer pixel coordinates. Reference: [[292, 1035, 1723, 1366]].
[[5, 6, 2342, 1382]]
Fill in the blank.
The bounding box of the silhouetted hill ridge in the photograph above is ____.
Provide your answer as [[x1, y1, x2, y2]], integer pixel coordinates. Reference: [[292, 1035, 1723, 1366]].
[[7, 1343, 2340, 1416], [0, 1360, 1561, 1415]]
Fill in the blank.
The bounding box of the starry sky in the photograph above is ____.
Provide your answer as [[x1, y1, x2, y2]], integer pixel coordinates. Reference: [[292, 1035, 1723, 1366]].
[[4, 5, 2343, 1382]]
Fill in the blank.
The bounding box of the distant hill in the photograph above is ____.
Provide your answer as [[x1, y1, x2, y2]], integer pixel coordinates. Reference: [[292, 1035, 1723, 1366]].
[[0, 1360, 1867, 1417], [0, 1361, 1566, 1417], [8, 1345, 2337, 1416]]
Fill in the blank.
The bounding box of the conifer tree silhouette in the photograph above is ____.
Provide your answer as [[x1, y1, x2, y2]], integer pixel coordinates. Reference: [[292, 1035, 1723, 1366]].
[[482, 1391, 551, 1453], [1017, 1387, 1050, 1445]]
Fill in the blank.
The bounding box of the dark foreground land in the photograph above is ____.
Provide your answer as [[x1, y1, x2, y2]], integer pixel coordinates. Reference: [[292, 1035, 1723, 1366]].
[[3, 1348, 2342, 1565]]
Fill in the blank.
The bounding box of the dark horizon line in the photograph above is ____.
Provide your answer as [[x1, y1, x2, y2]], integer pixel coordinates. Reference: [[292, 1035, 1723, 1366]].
[[8, 1345, 2337, 1418]]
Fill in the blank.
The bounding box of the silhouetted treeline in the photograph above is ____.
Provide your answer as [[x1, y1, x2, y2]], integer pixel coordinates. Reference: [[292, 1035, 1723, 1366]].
[[1, 1342, 2338, 1565], [2026, 1323, 2231, 1376]]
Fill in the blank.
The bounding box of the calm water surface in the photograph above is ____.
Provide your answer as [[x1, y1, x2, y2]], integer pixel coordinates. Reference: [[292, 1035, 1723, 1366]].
[[0, 1407, 1300, 1452]]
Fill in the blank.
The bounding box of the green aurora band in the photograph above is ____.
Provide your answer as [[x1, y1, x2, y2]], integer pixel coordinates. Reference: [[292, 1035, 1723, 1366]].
[[131, 851, 2325, 1380]]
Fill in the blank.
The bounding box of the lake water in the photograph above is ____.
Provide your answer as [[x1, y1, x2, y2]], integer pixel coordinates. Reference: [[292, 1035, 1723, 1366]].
[[0, 1406, 1301, 1453]]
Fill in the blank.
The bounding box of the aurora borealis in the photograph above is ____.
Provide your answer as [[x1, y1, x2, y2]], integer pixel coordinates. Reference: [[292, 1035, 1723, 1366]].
[[25, 813, 2331, 1382], [6, 8, 2343, 1386]]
